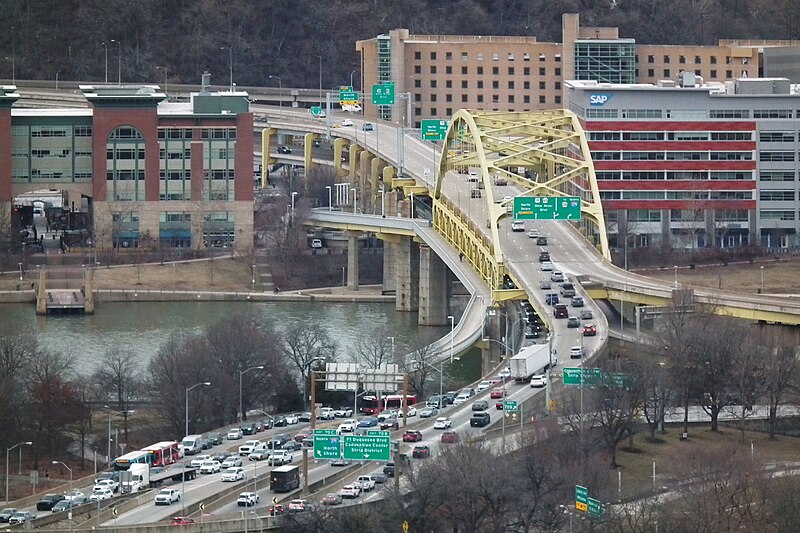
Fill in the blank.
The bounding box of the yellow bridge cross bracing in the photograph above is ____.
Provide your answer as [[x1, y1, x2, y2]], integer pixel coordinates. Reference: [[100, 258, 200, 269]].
[[431, 109, 609, 300]]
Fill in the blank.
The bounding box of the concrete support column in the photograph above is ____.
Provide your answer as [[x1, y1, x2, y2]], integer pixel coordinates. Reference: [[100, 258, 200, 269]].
[[382, 240, 397, 293], [484, 306, 504, 372], [418, 245, 448, 326], [346, 232, 360, 291], [395, 236, 419, 312]]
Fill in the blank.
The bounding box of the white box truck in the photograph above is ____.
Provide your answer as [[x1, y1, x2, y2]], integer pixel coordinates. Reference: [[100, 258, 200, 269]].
[[120, 463, 149, 493], [509, 344, 555, 383]]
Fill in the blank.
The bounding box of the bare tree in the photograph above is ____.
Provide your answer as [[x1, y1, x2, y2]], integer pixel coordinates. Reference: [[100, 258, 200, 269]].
[[757, 329, 799, 439], [280, 322, 337, 409], [352, 327, 394, 368], [631, 346, 675, 440], [96, 347, 141, 440]]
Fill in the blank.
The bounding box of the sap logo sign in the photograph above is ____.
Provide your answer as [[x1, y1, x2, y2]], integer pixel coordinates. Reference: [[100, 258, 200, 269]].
[[589, 94, 612, 106]]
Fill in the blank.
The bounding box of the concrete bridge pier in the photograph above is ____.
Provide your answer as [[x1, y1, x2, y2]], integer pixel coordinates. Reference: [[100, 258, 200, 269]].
[[346, 231, 360, 291], [481, 307, 505, 376], [382, 239, 398, 293], [418, 245, 448, 325], [395, 236, 419, 312]]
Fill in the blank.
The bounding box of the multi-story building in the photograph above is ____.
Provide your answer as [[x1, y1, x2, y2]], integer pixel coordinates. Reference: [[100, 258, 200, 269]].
[[567, 76, 800, 249], [356, 13, 791, 126], [0, 77, 254, 251]]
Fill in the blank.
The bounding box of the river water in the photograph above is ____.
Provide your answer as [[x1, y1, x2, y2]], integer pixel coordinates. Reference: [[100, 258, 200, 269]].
[[2, 301, 442, 374]]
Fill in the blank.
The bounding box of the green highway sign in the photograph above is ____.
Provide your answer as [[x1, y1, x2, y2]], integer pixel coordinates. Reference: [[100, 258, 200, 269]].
[[575, 485, 588, 512], [588, 497, 604, 517], [372, 82, 395, 105], [342, 434, 391, 462], [562, 367, 602, 386], [313, 434, 341, 460], [421, 119, 449, 141], [339, 87, 359, 105], [503, 400, 518, 412], [310, 106, 324, 117], [367, 430, 390, 437], [313, 429, 338, 435], [513, 196, 582, 221]]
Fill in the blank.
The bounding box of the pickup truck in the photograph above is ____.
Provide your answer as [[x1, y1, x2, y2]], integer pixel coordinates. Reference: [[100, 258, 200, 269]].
[[238, 440, 262, 456], [154, 488, 181, 505], [355, 475, 376, 492], [268, 450, 293, 466]]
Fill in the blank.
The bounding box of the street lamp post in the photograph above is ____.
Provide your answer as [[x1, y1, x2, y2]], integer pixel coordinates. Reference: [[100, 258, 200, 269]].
[[291, 192, 298, 226], [414, 359, 445, 409], [351, 188, 357, 214], [185, 381, 211, 436], [325, 186, 332, 211], [380, 188, 386, 217], [156, 66, 168, 95], [317, 55, 322, 97], [251, 264, 255, 291], [760, 265, 765, 294], [269, 75, 282, 107], [110, 39, 121, 85], [102, 41, 108, 83], [51, 461, 73, 532], [239, 366, 264, 423], [350, 69, 357, 89], [5, 442, 31, 503], [448, 315, 455, 363], [673, 265, 678, 287], [18, 262, 22, 281]]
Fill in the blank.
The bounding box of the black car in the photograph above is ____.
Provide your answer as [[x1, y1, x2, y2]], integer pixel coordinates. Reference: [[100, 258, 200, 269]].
[[298, 412, 312, 423], [262, 419, 274, 430], [567, 316, 581, 328], [241, 423, 257, 435], [442, 392, 457, 405], [470, 412, 491, 427], [545, 293, 560, 305], [277, 145, 292, 154], [539, 252, 551, 262], [273, 416, 287, 427], [37, 494, 65, 511], [207, 432, 223, 446], [212, 452, 231, 462], [472, 400, 489, 411], [383, 462, 396, 477], [536, 236, 548, 246]]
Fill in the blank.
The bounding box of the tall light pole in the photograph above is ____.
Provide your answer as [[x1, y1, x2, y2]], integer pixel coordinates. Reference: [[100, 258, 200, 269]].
[[239, 366, 264, 423], [351, 187, 357, 214], [111, 39, 121, 85], [156, 66, 168, 95], [325, 186, 332, 211], [18, 262, 22, 281], [269, 75, 282, 107], [51, 461, 73, 532], [350, 69, 357, 89], [448, 315, 455, 363], [760, 265, 765, 294], [291, 192, 298, 226], [5, 442, 31, 503], [317, 55, 322, 97], [673, 265, 678, 287], [102, 41, 108, 83], [380, 188, 386, 217], [185, 381, 211, 436]]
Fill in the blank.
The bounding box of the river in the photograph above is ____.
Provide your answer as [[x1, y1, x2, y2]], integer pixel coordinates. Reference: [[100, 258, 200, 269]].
[[2, 301, 444, 374]]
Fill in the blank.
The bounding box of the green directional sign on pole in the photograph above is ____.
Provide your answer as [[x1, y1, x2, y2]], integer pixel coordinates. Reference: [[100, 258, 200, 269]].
[[339, 86, 359, 105], [342, 433, 391, 462], [503, 400, 518, 412], [312, 429, 341, 460], [588, 497, 604, 517], [562, 368, 603, 386], [372, 82, 395, 105], [513, 196, 582, 221], [310, 106, 323, 117], [575, 485, 589, 512], [420, 119, 449, 141]]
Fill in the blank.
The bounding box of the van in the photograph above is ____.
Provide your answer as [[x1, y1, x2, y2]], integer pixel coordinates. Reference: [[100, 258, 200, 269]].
[[470, 412, 491, 427], [181, 434, 203, 455], [560, 283, 576, 298]]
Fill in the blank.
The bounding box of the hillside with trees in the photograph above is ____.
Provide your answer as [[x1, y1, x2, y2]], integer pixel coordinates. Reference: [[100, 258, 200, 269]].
[[0, 0, 797, 90]]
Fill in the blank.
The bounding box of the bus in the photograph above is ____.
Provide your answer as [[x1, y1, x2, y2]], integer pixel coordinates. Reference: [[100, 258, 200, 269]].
[[114, 449, 153, 471], [359, 394, 417, 415], [113, 441, 182, 471]]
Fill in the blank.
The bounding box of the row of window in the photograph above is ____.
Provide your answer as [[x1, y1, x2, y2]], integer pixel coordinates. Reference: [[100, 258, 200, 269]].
[[596, 171, 753, 180], [584, 108, 795, 120], [589, 131, 753, 141], [592, 151, 753, 161], [413, 78, 561, 91], [414, 51, 560, 63], [645, 54, 740, 65], [415, 92, 561, 105], [413, 65, 562, 77], [13, 126, 92, 137], [413, 99, 560, 116], [760, 210, 796, 220], [601, 191, 753, 200], [625, 209, 751, 223], [157, 128, 237, 140], [760, 191, 796, 201]]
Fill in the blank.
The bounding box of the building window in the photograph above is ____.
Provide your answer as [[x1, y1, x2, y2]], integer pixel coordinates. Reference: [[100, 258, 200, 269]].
[[477, 53, 484, 61], [414, 93, 421, 102], [679, 56, 686, 64], [760, 131, 795, 142], [462, 66, 468, 75], [711, 56, 717, 64], [415, 107, 421, 115], [446, 108, 453, 115], [445, 80, 452, 88], [430, 107, 437, 115], [414, 65, 421, 74], [555, 81, 561, 90], [508, 53, 515, 61], [462, 80, 469, 89], [760, 151, 795, 161], [492, 53, 500, 61], [462, 52, 468, 61], [492, 80, 499, 89], [477, 95, 483, 103], [414, 52, 421, 60], [539, 67, 546, 76], [695, 56, 701, 64], [664, 69, 671, 77], [430, 94, 437, 102], [664, 55, 670, 63], [539, 95, 546, 104], [726, 70, 733, 78], [445, 66, 452, 74], [555, 68, 561, 76], [760, 190, 795, 201], [647, 55, 654, 63], [710, 70, 717, 78], [524, 67, 530, 76], [430, 52, 436, 60], [508, 81, 515, 89], [492, 66, 499, 75], [555, 95, 561, 104], [446, 94, 452, 102], [523, 81, 530, 89], [430, 66, 437, 74], [462, 94, 468, 103], [477, 80, 483, 89], [524, 95, 530, 103], [539, 54, 546, 62], [430, 80, 437, 88], [523, 53, 531, 61], [539, 81, 546, 90], [508, 67, 515, 75], [414, 79, 421, 88], [477, 66, 484, 75], [445, 52, 452, 60], [508, 95, 515, 103], [648, 69, 654, 77], [760, 210, 795, 220]]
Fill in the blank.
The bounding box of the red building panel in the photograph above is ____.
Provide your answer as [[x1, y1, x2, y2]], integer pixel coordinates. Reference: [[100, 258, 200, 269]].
[[594, 161, 756, 171], [583, 121, 755, 131], [603, 200, 756, 210], [589, 141, 755, 151], [597, 180, 755, 191], [234, 113, 254, 201]]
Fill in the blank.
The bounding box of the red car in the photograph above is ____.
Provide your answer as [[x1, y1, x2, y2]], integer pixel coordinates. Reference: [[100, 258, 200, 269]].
[[267, 504, 285, 516], [294, 432, 310, 443], [441, 431, 459, 444], [412, 445, 431, 458], [170, 517, 195, 526], [402, 430, 422, 442], [489, 387, 505, 399], [582, 324, 597, 336], [496, 401, 504, 410]]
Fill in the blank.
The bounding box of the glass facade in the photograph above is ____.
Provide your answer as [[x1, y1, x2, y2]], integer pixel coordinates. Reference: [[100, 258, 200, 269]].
[[376, 35, 392, 121], [11, 123, 93, 183], [574, 40, 635, 84], [107, 126, 146, 201]]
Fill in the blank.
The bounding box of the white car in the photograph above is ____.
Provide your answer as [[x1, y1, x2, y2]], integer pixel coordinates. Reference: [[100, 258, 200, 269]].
[[341, 103, 362, 113], [238, 440, 262, 456], [341, 119, 354, 127], [339, 484, 361, 499], [511, 220, 525, 232], [530, 375, 547, 388], [476, 380, 491, 392], [541, 261, 554, 271], [355, 476, 376, 492], [498, 367, 512, 380], [90, 488, 114, 502], [153, 488, 180, 505], [285, 413, 300, 425], [334, 407, 354, 418], [319, 407, 335, 420], [227, 428, 243, 440], [199, 460, 221, 474], [93, 479, 118, 493], [237, 492, 259, 507], [405, 407, 417, 417], [268, 451, 293, 466], [527, 228, 540, 238], [63, 490, 85, 502], [570, 346, 585, 359], [453, 393, 470, 406], [221, 457, 243, 468], [433, 417, 452, 429], [190, 454, 212, 467], [221, 467, 245, 482], [338, 419, 357, 433]]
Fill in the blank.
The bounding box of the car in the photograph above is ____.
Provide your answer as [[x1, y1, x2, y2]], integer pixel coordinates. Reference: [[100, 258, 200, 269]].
[[267, 504, 285, 516], [0, 508, 18, 523], [341, 103, 362, 113], [442, 392, 457, 405], [472, 399, 489, 411], [362, 123, 374, 131], [93, 478, 119, 493], [433, 417, 452, 429], [170, 517, 196, 526], [294, 431, 311, 443], [419, 407, 438, 418], [467, 170, 479, 182], [221, 456, 243, 468], [551, 271, 565, 282], [541, 261, 553, 271], [561, 283, 576, 298], [37, 494, 65, 511], [453, 393, 470, 406], [470, 412, 491, 427], [537, 236, 548, 246], [52, 499, 85, 513], [288, 499, 308, 512], [199, 460, 221, 474], [340, 485, 361, 499], [539, 251, 551, 262], [540, 279, 552, 290], [582, 324, 597, 336], [501, 195, 513, 204], [277, 145, 292, 154], [545, 293, 560, 305], [570, 346, 585, 359], [8, 511, 35, 525], [238, 440, 262, 456], [567, 316, 581, 328], [496, 400, 505, 410], [334, 407, 353, 418], [331, 458, 350, 467], [322, 493, 343, 506], [310, 238, 323, 249], [319, 407, 335, 420], [405, 406, 418, 417], [527, 228, 540, 238], [355, 475, 376, 492], [89, 488, 114, 502], [268, 450, 293, 466], [511, 220, 525, 232], [282, 440, 302, 451], [489, 387, 506, 399], [298, 412, 312, 422], [370, 472, 388, 484], [357, 417, 378, 428], [212, 452, 231, 463], [285, 413, 300, 425], [380, 418, 400, 431], [494, 176, 508, 186], [498, 368, 511, 380], [241, 423, 257, 435], [227, 428, 243, 440], [580, 309, 594, 320], [476, 380, 492, 392], [530, 375, 547, 388], [248, 449, 270, 461], [383, 462, 396, 477], [94, 471, 120, 485], [403, 430, 423, 442], [412, 445, 431, 459], [237, 492, 259, 507], [221, 467, 245, 482], [554, 304, 569, 319], [341, 119, 354, 127], [441, 431, 459, 443], [338, 419, 357, 433], [571, 296, 585, 307], [273, 416, 287, 427], [154, 488, 180, 505]]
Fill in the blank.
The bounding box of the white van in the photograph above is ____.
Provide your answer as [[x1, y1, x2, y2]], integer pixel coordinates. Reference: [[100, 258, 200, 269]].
[[181, 434, 203, 455]]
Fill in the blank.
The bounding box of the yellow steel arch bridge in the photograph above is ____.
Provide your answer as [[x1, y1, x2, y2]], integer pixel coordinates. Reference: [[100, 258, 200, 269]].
[[429, 109, 608, 295]]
